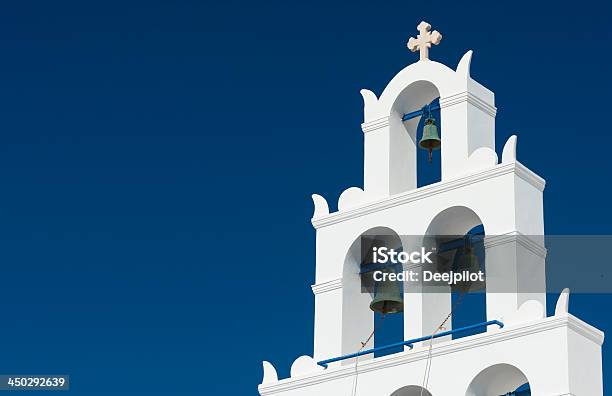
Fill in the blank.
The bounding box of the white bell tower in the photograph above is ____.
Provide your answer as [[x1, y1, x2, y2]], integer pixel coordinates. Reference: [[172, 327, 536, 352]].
[[259, 22, 604, 396]]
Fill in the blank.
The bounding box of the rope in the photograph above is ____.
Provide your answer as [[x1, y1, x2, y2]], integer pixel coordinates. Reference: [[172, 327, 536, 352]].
[[350, 313, 385, 396], [348, 286, 471, 396], [419, 283, 471, 396]]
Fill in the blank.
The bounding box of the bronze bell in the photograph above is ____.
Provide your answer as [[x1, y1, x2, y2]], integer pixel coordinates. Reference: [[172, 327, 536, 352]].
[[419, 117, 441, 162], [369, 267, 404, 315], [453, 245, 484, 293]]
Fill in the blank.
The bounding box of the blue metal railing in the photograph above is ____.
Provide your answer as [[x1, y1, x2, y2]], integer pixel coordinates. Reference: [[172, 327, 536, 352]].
[[317, 320, 504, 368]]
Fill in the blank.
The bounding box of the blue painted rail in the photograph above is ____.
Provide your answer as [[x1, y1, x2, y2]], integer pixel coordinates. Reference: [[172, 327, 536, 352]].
[[317, 320, 504, 368]]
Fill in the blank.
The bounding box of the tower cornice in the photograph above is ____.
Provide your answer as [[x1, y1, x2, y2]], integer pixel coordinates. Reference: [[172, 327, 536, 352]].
[[258, 314, 602, 395], [312, 161, 545, 229]]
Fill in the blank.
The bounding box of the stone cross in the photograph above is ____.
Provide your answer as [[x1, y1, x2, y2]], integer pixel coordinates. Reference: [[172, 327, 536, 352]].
[[407, 21, 442, 61]]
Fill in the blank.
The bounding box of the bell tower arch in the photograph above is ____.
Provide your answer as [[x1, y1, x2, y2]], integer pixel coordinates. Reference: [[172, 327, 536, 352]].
[[361, 49, 497, 200], [367, 79, 441, 195], [340, 226, 402, 363]]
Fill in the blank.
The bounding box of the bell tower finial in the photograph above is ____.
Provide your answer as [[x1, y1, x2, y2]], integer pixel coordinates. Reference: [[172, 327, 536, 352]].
[[407, 21, 442, 61]]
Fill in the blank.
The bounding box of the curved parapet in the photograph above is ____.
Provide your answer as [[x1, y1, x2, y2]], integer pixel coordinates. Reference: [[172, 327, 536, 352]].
[[290, 355, 324, 378], [311, 194, 329, 219], [502, 135, 518, 163], [260, 361, 278, 385], [465, 146, 498, 174], [502, 300, 545, 327], [338, 187, 368, 212], [555, 288, 570, 316], [456, 50, 473, 79], [360, 89, 378, 121]]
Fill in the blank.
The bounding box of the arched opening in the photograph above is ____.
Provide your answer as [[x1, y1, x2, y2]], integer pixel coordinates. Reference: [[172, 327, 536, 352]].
[[342, 227, 405, 362], [389, 80, 442, 194], [424, 207, 487, 340], [450, 224, 486, 339], [391, 385, 433, 396], [466, 364, 530, 396]]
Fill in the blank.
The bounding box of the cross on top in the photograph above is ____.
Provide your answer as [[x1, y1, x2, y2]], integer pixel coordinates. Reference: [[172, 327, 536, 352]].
[[407, 21, 442, 61]]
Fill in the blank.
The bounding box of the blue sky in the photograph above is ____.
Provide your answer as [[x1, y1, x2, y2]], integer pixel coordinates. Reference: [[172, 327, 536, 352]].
[[0, 1, 610, 394]]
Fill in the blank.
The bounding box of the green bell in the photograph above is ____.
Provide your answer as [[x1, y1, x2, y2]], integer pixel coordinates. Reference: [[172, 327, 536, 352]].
[[419, 117, 441, 162], [453, 245, 484, 293], [369, 267, 404, 315]]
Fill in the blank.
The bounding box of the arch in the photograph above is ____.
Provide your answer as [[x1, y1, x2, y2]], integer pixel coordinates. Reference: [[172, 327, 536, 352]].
[[341, 226, 403, 362], [390, 81, 442, 189], [465, 363, 530, 396], [391, 80, 440, 117], [390, 385, 433, 396], [425, 205, 485, 236], [343, 226, 402, 278], [361, 52, 474, 123], [371, 59, 467, 122], [416, 206, 487, 341], [424, 205, 487, 296]]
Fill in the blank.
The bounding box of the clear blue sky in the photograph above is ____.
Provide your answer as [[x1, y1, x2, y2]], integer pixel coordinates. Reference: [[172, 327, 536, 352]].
[[0, 1, 609, 395]]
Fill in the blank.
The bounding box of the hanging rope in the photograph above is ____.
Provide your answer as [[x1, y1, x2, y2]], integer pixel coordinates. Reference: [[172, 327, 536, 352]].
[[350, 312, 386, 396], [419, 282, 472, 396]]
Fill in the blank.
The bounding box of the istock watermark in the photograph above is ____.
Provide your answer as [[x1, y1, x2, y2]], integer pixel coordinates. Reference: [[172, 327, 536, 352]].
[[368, 245, 484, 287], [371, 246, 434, 265], [371, 268, 485, 286], [358, 234, 612, 294]]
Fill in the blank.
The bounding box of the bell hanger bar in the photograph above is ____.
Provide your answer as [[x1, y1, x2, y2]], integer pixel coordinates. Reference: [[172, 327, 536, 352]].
[[402, 103, 441, 122]]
